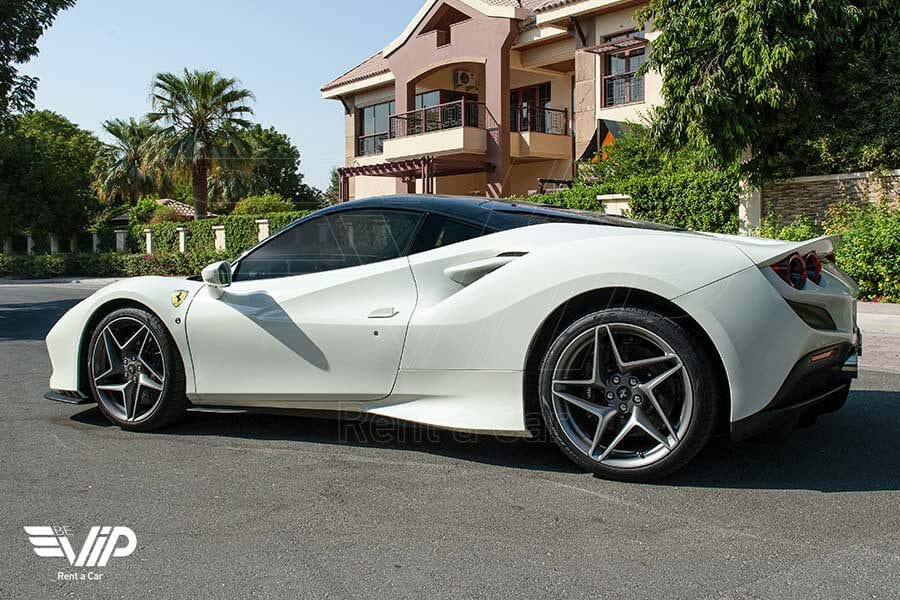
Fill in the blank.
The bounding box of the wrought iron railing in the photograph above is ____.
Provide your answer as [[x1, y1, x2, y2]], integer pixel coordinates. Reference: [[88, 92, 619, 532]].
[[357, 133, 389, 157], [389, 99, 485, 139], [511, 105, 569, 136], [603, 74, 644, 106]]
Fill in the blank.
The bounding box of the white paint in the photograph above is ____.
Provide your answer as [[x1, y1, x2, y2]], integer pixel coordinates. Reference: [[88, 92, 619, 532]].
[[144, 229, 153, 255], [49, 235, 60, 254], [212, 225, 226, 251], [92, 233, 100, 253], [738, 177, 762, 234], [256, 219, 270, 242], [114, 230, 128, 253], [176, 227, 186, 253], [598, 193, 630, 216], [26, 235, 35, 255], [46, 220, 856, 436], [69, 235, 78, 253]]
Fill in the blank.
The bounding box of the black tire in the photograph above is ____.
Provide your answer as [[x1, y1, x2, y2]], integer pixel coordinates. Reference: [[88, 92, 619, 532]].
[[87, 307, 187, 431], [538, 307, 721, 482]]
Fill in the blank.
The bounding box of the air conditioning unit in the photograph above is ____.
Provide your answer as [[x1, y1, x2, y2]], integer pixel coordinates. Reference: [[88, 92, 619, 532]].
[[454, 70, 477, 89]]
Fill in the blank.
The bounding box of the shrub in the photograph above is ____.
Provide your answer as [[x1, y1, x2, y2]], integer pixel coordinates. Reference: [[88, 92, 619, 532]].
[[232, 193, 293, 215], [755, 214, 823, 242], [824, 202, 900, 302], [150, 207, 190, 224], [0, 251, 232, 279], [517, 123, 741, 233]]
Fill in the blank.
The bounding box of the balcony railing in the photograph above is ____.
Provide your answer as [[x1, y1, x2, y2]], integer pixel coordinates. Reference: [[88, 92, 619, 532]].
[[389, 99, 485, 139], [511, 105, 569, 136]]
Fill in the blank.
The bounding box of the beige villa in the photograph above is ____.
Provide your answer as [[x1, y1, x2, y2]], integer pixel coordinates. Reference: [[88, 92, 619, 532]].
[[322, 0, 661, 201]]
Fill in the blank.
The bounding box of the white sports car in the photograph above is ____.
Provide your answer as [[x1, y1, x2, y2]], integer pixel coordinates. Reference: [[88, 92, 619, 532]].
[[45, 196, 861, 481]]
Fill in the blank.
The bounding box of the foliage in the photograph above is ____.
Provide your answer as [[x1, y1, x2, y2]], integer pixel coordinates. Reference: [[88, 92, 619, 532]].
[[92, 117, 161, 205], [131, 210, 310, 256], [0, 110, 101, 237], [524, 124, 740, 233], [150, 206, 189, 225], [322, 167, 341, 206], [130, 197, 159, 225], [146, 69, 255, 219], [231, 193, 294, 215], [824, 202, 900, 302], [521, 185, 605, 212], [0, 250, 232, 279], [640, 0, 900, 180], [755, 214, 823, 242], [0, 0, 75, 118], [239, 124, 320, 208]]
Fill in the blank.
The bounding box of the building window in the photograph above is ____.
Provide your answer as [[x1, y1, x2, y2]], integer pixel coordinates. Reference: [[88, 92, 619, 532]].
[[357, 100, 395, 157], [511, 82, 567, 135], [601, 32, 647, 107]]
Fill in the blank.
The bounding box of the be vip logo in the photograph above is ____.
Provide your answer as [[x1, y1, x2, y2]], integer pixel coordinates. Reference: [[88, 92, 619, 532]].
[[25, 526, 137, 567]]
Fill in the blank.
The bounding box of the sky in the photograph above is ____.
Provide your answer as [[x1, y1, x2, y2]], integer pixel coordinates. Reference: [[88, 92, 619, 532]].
[[25, 0, 424, 191]]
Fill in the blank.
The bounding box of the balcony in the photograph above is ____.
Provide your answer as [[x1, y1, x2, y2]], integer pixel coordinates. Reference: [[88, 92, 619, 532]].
[[383, 99, 489, 161], [510, 105, 571, 160]]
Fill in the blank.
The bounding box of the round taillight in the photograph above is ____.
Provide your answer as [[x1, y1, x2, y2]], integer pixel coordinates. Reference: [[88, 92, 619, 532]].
[[772, 253, 808, 289], [788, 253, 807, 288], [806, 252, 822, 285]]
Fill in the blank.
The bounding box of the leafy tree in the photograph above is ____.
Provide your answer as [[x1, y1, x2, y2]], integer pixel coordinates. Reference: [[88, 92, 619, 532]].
[[147, 69, 255, 219], [323, 167, 341, 206], [640, 0, 900, 179], [0, 0, 75, 119], [209, 124, 321, 210], [92, 117, 160, 206], [0, 110, 101, 237]]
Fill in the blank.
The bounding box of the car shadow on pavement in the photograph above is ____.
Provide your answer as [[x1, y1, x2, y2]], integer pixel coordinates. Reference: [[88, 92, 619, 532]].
[[662, 390, 900, 492], [70, 389, 899, 489], [69, 406, 583, 474]]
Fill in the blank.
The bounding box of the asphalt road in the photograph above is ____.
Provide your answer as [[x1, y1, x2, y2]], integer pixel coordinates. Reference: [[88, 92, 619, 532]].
[[2, 282, 899, 600]]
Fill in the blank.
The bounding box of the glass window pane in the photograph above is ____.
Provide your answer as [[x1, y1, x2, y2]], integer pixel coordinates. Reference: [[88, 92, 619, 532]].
[[629, 48, 646, 71], [235, 211, 422, 281], [374, 103, 389, 135], [607, 53, 626, 75], [411, 215, 485, 254]]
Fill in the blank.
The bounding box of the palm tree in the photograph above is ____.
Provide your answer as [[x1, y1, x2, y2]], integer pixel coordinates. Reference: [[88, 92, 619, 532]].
[[92, 117, 158, 205], [147, 69, 254, 219]]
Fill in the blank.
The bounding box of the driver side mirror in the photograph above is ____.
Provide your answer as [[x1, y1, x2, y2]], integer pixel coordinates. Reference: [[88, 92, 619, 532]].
[[202, 260, 232, 299]]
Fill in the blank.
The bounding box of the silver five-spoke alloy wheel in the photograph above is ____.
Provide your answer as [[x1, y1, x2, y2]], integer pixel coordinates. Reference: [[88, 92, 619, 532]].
[[90, 316, 167, 423], [551, 322, 693, 469]]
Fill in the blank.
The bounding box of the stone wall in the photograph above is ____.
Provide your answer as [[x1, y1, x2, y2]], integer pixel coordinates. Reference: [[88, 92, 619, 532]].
[[762, 170, 900, 225]]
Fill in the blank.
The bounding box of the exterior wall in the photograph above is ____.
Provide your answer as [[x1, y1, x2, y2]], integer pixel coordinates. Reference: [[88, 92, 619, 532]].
[[507, 160, 573, 196], [762, 170, 900, 224]]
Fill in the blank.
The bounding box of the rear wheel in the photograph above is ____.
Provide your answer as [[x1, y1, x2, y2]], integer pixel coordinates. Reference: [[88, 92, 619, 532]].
[[539, 307, 720, 482], [87, 307, 187, 431]]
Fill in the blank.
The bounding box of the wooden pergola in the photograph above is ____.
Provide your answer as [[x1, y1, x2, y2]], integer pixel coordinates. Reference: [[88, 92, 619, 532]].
[[337, 156, 494, 202]]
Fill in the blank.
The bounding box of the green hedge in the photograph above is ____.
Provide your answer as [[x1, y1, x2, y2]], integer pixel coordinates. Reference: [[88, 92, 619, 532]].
[[0, 251, 233, 279], [521, 171, 739, 234], [825, 203, 900, 303], [756, 203, 900, 303], [129, 210, 309, 256]]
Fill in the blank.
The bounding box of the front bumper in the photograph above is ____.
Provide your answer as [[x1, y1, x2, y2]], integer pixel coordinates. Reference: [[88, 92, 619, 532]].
[[731, 342, 858, 441]]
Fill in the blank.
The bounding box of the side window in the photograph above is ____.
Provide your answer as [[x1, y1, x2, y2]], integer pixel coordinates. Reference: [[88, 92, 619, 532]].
[[233, 210, 422, 282], [410, 214, 487, 255]]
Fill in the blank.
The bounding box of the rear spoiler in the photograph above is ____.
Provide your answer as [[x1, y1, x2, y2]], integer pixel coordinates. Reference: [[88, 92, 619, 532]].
[[714, 234, 837, 267]]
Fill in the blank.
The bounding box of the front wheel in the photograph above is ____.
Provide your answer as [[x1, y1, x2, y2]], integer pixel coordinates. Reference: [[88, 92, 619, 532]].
[[87, 307, 187, 431], [539, 307, 720, 482]]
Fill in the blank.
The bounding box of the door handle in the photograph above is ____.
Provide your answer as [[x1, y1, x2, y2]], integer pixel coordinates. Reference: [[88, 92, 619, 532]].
[[368, 307, 399, 319]]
